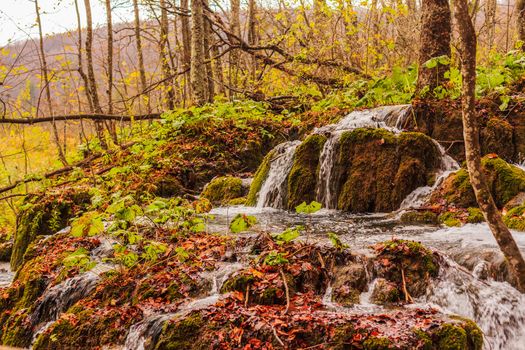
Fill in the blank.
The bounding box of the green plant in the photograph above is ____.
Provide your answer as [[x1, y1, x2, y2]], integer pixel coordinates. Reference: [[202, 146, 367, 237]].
[[327, 232, 348, 250], [229, 214, 257, 233], [70, 212, 104, 237], [263, 251, 289, 266], [273, 226, 303, 245], [62, 248, 96, 272]]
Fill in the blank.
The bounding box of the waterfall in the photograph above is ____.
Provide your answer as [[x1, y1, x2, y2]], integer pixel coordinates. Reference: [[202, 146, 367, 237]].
[[399, 140, 460, 210], [0, 262, 13, 288], [256, 141, 301, 208], [421, 256, 525, 350], [316, 132, 343, 208]]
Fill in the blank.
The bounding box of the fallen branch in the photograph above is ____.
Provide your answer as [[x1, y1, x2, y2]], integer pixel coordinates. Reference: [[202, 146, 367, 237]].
[[0, 113, 162, 125], [280, 268, 290, 314], [401, 267, 413, 303]]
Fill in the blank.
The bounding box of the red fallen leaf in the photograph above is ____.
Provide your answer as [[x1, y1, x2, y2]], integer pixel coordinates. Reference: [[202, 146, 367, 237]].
[[353, 333, 363, 341], [231, 291, 245, 301], [486, 153, 498, 159]]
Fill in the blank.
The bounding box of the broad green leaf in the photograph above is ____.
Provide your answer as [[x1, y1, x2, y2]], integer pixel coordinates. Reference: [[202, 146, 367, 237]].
[[230, 214, 257, 233]]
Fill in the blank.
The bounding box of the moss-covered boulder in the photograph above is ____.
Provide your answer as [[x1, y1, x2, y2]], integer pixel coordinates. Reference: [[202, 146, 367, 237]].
[[370, 278, 401, 305], [332, 263, 368, 306], [200, 176, 246, 205], [287, 134, 327, 209], [503, 204, 525, 231], [0, 232, 12, 262], [436, 155, 525, 209], [400, 210, 439, 225], [337, 129, 440, 212], [372, 240, 439, 299], [245, 149, 275, 206], [481, 118, 515, 162], [11, 191, 91, 270]]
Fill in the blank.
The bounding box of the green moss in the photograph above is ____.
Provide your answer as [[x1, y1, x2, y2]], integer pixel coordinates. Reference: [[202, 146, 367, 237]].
[[442, 156, 525, 209], [503, 204, 525, 231], [287, 134, 327, 209], [481, 117, 515, 162], [434, 323, 468, 350], [201, 176, 244, 205], [155, 313, 205, 350], [246, 150, 275, 206], [363, 337, 393, 350], [220, 273, 255, 293], [439, 212, 462, 227], [337, 128, 439, 212], [413, 328, 433, 350], [1, 312, 32, 347], [466, 208, 484, 224], [400, 210, 439, 225], [228, 197, 246, 205], [449, 316, 484, 350], [371, 278, 401, 305], [333, 287, 360, 306]]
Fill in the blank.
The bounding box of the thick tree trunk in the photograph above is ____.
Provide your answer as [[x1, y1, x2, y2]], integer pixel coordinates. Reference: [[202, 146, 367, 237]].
[[416, 0, 451, 94], [517, 0, 525, 45], [34, 0, 67, 165], [190, 0, 207, 105], [454, 0, 525, 293], [133, 0, 149, 112], [83, 0, 107, 149], [160, 0, 175, 109]]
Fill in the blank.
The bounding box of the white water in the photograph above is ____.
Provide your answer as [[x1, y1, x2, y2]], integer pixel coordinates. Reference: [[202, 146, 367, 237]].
[[0, 262, 13, 289], [422, 256, 525, 350], [256, 141, 301, 208]]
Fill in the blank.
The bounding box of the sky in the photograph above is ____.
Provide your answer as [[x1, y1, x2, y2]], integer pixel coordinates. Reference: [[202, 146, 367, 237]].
[[0, 0, 133, 46]]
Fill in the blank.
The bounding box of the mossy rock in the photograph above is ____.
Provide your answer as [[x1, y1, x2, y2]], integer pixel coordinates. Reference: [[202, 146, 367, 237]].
[[362, 337, 394, 350], [154, 313, 206, 350], [246, 149, 275, 206], [11, 191, 91, 270], [481, 118, 515, 162], [503, 204, 525, 231], [201, 176, 245, 205], [466, 208, 484, 224], [0, 241, 12, 262], [432, 318, 483, 350], [228, 197, 247, 206], [370, 278, 401, 305], [336, 129, 440, 213], [400, 210, 439, 225], [439, 156, 525, 209], [373, 240, 438, 298], [287, 134, 327, 209], [439, 212, 462, 227], [332, 263, 368, 306]]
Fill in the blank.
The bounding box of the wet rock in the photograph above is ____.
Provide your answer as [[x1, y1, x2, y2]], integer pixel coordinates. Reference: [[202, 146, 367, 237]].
[[371, 278, 401, 304], [503, 192, 525, 212], [400, 210, 439, 225], [434, 155, 525, 209], [245, 149, 275, 206], [332, 263, 368, 306], [200, 176, 246, 205], [503, 204, 525, 231], [481, 118, 515, 162]]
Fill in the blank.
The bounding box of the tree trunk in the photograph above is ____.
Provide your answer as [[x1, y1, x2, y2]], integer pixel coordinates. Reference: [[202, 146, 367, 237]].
[[105, 0, 117, 143], [517, 0, 525, 45], [83, 0, 107, 149], [34, 0, 67, 165], [203, 1, 215, 102], [180, 0, 192, 104], [485, 0, 497, 50], [190, 0, 207, 105], [133, 0, 149, 112], [229, 0, 241, 96], [247, 0, 258, 80], [74, 0, 94, 113], [454, 0, 525, 293], [160, 0, 175, 109], [416, 0, 451, 94]]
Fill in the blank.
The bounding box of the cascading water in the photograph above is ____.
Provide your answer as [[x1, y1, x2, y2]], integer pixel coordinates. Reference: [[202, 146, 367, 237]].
[[0, 262, 13, 288], [421, 256, 525, 350], [123, 262, 244, 350], [256, 140, 301, 208]]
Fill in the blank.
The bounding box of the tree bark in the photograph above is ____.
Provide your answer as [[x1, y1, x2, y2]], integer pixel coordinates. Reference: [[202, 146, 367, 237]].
[[160, 0, 176, 109], [133, 0, 149, 112], [517, 0, 525, 46], [229, 0, 241, 95], [105, 0, 117, 143], [180, 0, 192, 104], [190, 0, 207, 105], [34, 0, 67, 165], [416, 0, 451, 94], [83, 0, 107, 149], [454, 0, 525, 293], [73, 0, 94, 113], [247, 0, 258, 80], [485, 0, 497, 50]]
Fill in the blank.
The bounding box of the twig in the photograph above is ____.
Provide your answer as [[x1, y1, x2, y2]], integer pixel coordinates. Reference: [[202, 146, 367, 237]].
[[245, 284, 250, 308], [280, 268, 290, 314], [270, 323, 285, 347], [401, 267, 413, 303]]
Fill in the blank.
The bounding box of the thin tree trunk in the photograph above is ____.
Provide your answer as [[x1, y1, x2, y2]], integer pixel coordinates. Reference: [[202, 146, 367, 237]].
[[180, 0, 192, 105], [133, 0, 149, 112], [160, 0, 175, 109], [416, 0, 451, 94], [203, 2, 215, 102], [229, 0, 241, 95], [34, 0, 67, 165], [247, 0, 258, 80], [485, 0, 497, 50], [105, 0, 117, 143], [454, 0, 525, 292], [211, 40, 225, 95], [83, 0, 107, 149], [74, 0, 94, 113], [190, 0, 207, 105]]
